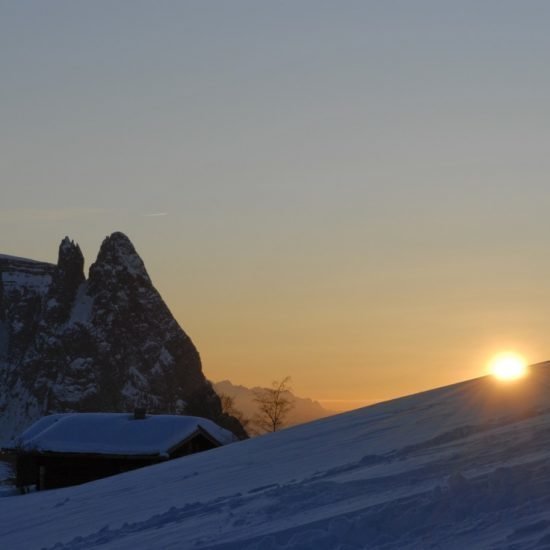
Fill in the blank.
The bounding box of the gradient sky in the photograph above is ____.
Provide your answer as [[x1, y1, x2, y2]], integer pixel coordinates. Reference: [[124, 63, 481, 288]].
[[3, 1, 550, 410]]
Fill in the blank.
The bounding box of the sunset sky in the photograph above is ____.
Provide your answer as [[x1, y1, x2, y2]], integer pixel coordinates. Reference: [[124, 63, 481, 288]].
[[3, 2, 550, 410]]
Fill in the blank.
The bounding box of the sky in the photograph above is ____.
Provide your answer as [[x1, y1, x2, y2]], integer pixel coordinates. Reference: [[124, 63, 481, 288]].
[[2, 1, 550, 410]]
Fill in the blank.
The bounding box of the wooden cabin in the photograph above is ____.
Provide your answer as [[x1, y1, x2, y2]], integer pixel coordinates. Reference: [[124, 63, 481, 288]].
[[13, 411, 234, 491]]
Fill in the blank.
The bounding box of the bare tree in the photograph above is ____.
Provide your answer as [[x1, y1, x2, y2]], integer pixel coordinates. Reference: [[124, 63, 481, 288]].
[[253, 377, 294, 433], [218, 392, 252, 433]]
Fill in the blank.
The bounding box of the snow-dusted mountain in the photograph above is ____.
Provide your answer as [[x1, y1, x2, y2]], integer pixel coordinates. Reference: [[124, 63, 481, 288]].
[[2, 364, 550, 549], [214, 380, 333, 429], [0, 232, 245, 442]]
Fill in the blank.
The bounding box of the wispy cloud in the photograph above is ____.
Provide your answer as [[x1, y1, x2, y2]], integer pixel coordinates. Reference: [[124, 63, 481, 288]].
[[143, 212, 169, 217]]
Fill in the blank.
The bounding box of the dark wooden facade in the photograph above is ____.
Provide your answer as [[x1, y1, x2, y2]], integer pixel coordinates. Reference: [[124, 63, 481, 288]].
[[16, 429, 219, 491]]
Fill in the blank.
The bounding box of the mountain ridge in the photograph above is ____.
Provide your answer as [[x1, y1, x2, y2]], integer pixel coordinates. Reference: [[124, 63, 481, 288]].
[[214, 379, 334, 429]]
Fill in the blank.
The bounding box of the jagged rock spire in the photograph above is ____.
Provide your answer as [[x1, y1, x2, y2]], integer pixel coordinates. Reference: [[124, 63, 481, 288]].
[[57, 237, 85, 286], [42, 237, 85, 325]]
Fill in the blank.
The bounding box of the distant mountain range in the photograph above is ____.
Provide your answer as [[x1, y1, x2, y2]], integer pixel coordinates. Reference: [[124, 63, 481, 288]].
[[213, 380, 334, 429], [0, 232, 245, 442]]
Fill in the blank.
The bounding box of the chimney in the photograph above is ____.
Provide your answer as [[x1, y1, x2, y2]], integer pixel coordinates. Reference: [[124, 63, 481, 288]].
[[134, 407, 146, 420]]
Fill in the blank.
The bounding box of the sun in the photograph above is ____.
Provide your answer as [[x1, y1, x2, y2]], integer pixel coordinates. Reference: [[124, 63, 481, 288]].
[[489, 352, 528, 381]]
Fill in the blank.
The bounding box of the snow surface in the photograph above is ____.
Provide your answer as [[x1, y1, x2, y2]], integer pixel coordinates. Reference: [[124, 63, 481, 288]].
[[0, 458, 15, 498], [0, 459, 12, 483], [16, 413, 235, 456], [67, 283, 94, 325], [3, 365, 550, 549]]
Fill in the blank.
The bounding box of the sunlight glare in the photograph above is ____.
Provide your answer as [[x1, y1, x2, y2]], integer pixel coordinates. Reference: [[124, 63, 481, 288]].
[[489, 353, 528, 381]]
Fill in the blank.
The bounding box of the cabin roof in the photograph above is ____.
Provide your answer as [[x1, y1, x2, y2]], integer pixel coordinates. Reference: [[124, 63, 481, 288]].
[[15, 413, 235, 457]]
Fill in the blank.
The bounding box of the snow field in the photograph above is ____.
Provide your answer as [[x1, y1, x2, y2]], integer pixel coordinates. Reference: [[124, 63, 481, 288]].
[[2, 366, 550, 549]]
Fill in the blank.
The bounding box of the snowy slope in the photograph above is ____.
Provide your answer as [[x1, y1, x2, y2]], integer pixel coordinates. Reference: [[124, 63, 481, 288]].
[[3, 364, 550, 549]]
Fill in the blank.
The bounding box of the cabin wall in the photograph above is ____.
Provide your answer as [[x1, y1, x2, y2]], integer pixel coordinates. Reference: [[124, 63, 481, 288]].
[[170, 433, 218, 458], [16, 454, 37, 489], [17, 454, 159, 491], [16, 432, 222, 491]]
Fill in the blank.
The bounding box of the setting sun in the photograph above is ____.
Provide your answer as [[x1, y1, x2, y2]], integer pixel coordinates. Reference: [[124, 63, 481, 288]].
[[489, 353, 528, 381]]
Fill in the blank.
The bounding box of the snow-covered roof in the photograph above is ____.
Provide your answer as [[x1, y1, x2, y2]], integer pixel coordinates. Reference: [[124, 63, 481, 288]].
[[16, 413, 235, 457]]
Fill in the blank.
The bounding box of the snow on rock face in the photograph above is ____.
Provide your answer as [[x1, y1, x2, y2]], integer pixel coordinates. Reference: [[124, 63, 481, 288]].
[[0, 233, 246, 443]]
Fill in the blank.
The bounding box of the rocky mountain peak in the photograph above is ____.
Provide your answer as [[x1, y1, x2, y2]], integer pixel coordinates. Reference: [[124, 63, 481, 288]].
[[0, 232, 247, 441], [89, 232, 151, 289]]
